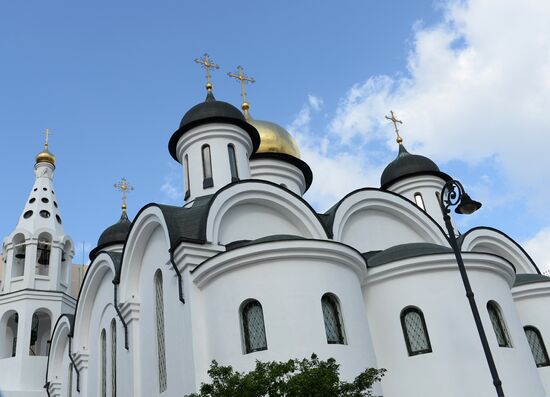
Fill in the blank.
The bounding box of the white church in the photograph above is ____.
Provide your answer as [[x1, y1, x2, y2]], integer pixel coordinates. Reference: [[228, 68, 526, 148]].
[[1, 55, 549, 397]]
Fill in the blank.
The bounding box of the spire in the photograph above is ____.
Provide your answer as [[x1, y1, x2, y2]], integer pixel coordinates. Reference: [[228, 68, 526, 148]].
[[35, 128, 56, 166], [385, 111, 404, 145], [113, 177, 134, 216], [227, 65, 255, 120], [194, 53, 220, 93]]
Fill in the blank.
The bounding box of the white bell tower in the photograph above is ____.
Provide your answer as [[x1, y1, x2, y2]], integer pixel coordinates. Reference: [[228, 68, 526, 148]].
[[0, 131, 76, 396]]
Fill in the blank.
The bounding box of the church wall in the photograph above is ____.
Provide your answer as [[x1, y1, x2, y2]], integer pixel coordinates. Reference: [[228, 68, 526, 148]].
[[365, 253, 545, 397], [249, 158, 306, 196], [512, 284, 550, 394], [191, 240, 377, 385]]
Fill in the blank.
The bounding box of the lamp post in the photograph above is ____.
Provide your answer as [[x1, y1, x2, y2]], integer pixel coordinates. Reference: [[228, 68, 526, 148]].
[[439, 179, 505, 397]]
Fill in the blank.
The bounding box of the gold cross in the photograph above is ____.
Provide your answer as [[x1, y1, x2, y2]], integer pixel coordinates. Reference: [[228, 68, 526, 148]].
[[44, 128, 52, 151], [194, 53, 219, 91], [227, 65, 255, 110], [385, 111, 403, 144], [114, 177, 134, 213]]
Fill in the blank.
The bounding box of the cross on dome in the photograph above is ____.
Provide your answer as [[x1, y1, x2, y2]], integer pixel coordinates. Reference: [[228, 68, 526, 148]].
[[227, 65, 255, 112], [114, 177, 134, 214], [385, 110, 404, 144], [194, 53, 220, 92]]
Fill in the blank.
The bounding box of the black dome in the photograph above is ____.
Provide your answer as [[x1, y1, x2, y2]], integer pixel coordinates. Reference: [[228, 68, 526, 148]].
[[97, 212, 131, 248], [380, 144, 450, 188], [169, 91, 260, 161]]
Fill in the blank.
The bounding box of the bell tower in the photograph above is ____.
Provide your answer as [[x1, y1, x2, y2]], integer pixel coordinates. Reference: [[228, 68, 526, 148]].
[[0, 131, 76, 396]]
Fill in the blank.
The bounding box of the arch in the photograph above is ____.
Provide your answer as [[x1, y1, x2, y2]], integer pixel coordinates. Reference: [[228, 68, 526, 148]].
[[36, 232, 52, 276], [240, 299, 268, 354], [11, 233, 26, 277], [329, 189, 448, 253], [460, 227, 540, 274], [0, 310, 19, 358], [487, 301, 512, 347], [524, 326, 550, 367], [29, 308, 52, 356], [118, 206, 172, 303], [46, 314, 73, 395], [100, 328, 107, 397], [61, 240, 73, 284], [321, 293, 346, 345], [400, 306, 432, 356], [72, 254, 117, 351], [206, 181, 327, 245]]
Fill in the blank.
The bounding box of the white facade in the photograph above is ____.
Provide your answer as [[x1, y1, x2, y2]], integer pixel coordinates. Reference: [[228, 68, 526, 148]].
[[1, 90, 549, 397]]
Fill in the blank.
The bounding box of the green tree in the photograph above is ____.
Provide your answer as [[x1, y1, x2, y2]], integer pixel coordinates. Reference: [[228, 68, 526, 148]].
[[186, 354, 385, 397]]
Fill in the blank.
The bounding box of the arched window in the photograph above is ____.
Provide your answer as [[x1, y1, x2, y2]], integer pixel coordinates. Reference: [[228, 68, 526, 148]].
[[321, 294, 345, 344], [36, 233, 52, 276], [154, 271, 168, 392], [400, 307, 432, 356], [12, 234, 26, 277], [1, 311, 19, 358], [414, 193, 425, 210], [228, 144, 239, 181], [202, 145, 213, 188], [184, 154, 191, 199], [241, 299, 268, 353], [487, 301, 512, 347], [524, 326, 550, 367], [68, 363, 73, 397], [29, 310, 51, 356], [111, 319, 117, 397], [100, 329, 106, 397], [61, 241, 72, 285]]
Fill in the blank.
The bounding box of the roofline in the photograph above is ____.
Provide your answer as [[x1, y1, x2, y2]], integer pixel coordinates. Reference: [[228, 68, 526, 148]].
[[250, 152, 313, 192], [381, 170, 452, 190]]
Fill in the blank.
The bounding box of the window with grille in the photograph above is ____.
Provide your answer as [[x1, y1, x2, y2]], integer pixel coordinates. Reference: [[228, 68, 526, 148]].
[[241, 300, 268, 354], [111, 319, 117, 397], [487, 301, 512, 347], [401, 307, 432, 356], [228, 144, 239, 181], [101, 329, 107, 397], [321, 294, 345, 344], [202, 145, 213, 188], [524, 326, 550, 367], [155, 271, 168, 392]]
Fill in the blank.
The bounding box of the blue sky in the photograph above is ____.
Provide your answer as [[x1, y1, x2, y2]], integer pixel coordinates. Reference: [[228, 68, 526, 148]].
[[1, 1, 549, 268]]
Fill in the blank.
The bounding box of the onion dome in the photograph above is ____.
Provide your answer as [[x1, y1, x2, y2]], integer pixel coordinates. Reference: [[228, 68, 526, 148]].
[[35, 149, 56, 166], [89, 211, 131, 259], [380, 143, 450, 189], [245, 109, 313, 190], [168, 91, 260, 161]]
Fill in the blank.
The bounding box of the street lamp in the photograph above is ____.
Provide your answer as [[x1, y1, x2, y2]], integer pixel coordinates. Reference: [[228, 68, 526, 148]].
[[439, 179, 505, 397]]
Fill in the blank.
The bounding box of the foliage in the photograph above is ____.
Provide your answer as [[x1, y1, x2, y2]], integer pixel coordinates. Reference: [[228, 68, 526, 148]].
[[186, 354, 386, 397]]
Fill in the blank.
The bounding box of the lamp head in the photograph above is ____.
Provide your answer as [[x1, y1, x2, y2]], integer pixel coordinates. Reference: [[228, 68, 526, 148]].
[[455, 193, 482, 215]]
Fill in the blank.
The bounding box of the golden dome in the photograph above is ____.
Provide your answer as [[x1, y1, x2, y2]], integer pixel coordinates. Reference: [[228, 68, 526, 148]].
[[247, 115, 301, 159], [35, 150, 56, 166]]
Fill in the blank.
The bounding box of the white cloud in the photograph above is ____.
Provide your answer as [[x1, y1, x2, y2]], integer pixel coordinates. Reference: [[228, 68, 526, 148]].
[[328, 0, 550, 217], [161, 162, 183, 204], [523, 228, 550, 274]]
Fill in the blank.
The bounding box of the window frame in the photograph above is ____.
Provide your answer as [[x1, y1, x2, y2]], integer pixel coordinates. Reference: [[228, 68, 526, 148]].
[[524, 326, 550, 367], [321, 293, 346, 345], [201, 144, 214, 188], [487, 301, 512, 348], [400, 306, 433, 356], [227, 144, 239, 182], [241, 299, 268, 354]]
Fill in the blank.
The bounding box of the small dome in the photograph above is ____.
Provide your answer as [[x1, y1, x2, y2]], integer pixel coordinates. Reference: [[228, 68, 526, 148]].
[[35, 150, 56, 166], [247, 118, 301, 158], [169, 91, 260, 161], [381, 144, 449, 188], [97, 212, 131, 248]]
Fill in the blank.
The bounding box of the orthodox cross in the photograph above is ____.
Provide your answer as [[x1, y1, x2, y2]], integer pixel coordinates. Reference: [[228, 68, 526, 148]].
[[44, 128, 52, 151], [194, 53, 219, 91], [227, 65, 255, 110], [114, 177, 134, 213], [385, 111, 403, 144]]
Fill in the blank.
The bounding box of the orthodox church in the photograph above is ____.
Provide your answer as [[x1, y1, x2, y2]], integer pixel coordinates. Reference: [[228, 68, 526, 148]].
[[1, 54, 550, 397]]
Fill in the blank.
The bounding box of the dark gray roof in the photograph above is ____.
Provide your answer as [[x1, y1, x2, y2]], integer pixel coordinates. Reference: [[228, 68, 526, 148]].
[[250, 152, 313, 191], [168, 91, 260, 161], [225, 234, 306, 251], [104, 251, 123, 284], [366, 242, 453, 268], [380, 144, 451, 189], [514, 273, 550, 287], [90, 212, 131, 260]]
